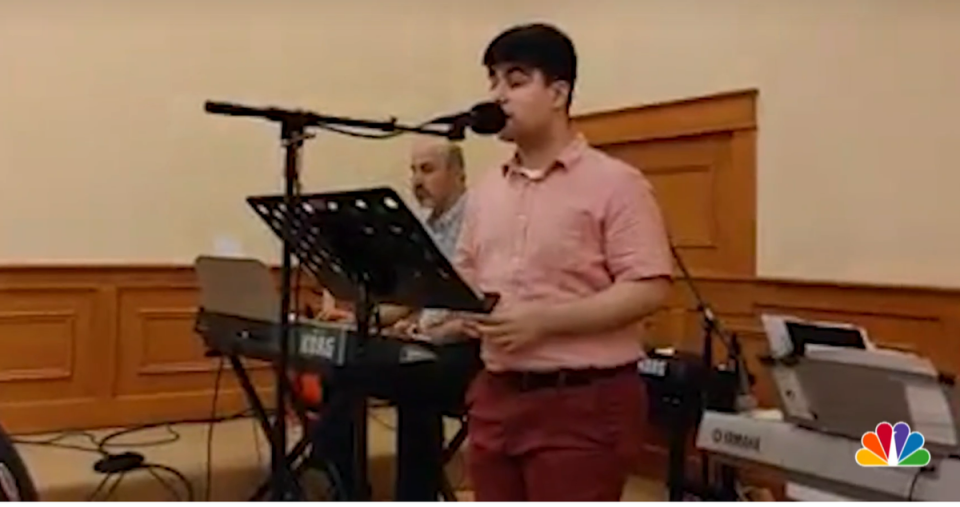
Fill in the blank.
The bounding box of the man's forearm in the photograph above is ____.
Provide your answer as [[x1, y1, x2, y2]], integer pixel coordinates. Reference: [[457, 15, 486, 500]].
[[543, 278, 670, 337]]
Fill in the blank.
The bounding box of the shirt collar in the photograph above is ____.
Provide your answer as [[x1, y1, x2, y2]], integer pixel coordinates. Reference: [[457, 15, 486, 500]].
[[501, 133, 589, 178]]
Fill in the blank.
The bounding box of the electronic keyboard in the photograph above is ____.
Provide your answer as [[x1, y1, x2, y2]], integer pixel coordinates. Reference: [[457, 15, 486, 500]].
[[697, 410, 960, 501], [195, 309, 438, 373]]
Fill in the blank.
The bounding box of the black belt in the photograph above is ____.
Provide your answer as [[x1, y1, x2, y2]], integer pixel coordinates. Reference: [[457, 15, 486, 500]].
[[491, 363, 635, 392]]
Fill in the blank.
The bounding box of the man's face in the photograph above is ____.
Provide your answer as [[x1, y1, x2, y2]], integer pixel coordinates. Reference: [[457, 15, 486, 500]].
[[487, 63, 569, 143], [410, 142, 460, 210]]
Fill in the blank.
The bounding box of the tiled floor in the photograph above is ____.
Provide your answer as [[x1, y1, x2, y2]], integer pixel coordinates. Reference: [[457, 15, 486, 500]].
[[13, 410, 666, 501]]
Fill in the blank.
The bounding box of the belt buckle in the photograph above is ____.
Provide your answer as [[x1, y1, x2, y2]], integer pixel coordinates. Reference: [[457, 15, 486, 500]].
[[517, 371, 544, 391], [518, 372, 535, 391]]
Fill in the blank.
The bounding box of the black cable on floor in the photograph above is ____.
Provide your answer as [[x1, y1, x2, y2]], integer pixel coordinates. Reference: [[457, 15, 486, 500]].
[[145, 463, 194, 501], [86, 472, 121, 501], [145, 466, 181, 501], [13, 409, 257, 502], [99, 425, 181, 450], [11, 430, 99, 449], [10, 437, 103, 457], [13, 410, 253, 460], [98, 471, 126, 501], [86, 457, 195, 501], [95, 408, 254, 455]]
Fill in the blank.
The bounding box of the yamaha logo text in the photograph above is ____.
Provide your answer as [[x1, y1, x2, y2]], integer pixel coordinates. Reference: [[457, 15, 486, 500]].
[[713, 428, 761, 452]]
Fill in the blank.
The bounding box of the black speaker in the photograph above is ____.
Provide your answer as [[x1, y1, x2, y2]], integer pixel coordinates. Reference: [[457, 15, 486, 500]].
[[0, 421, 38, 501]]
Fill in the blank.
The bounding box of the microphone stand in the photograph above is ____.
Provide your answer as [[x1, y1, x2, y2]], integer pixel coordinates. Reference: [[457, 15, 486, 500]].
[[203, 101, 462, 501], [668, 243, 754, 501]]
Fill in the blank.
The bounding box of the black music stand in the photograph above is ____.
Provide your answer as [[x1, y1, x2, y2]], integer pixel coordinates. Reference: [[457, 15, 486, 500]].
[[248, 186, 496, 500]]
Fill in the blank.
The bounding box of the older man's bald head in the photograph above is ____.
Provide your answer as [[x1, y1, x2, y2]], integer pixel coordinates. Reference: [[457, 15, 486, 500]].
[[411, 138, 464, 174], [409, 139, 466, 213]]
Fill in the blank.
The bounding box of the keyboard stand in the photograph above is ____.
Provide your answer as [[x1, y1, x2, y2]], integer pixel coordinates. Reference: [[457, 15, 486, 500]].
[[195, 316, 320, 501], [224, 354, 321, 501]]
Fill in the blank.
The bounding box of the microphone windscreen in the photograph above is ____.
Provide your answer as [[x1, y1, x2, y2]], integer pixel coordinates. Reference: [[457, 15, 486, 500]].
[[469, 102, 507, 135]]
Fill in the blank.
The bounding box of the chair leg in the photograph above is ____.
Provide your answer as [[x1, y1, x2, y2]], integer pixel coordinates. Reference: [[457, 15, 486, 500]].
[[442, 425, 469, 464], [439, 424, 469, 501], [439, 474, 458, 501]]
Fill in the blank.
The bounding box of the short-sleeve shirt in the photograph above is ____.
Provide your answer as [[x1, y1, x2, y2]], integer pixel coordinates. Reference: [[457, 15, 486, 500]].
[[454, 134, 673, 372]]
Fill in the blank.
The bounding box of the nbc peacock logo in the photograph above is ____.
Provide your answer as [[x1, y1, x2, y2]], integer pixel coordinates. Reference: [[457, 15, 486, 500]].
[[856, 422, 931, 467]]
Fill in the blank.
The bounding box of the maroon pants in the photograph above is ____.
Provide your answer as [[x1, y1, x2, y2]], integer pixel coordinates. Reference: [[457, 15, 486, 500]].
[[465, 366, 646, 501]]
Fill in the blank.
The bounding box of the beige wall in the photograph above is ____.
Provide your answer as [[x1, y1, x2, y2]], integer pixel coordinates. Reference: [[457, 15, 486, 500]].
[[1, 0, 958, 288]]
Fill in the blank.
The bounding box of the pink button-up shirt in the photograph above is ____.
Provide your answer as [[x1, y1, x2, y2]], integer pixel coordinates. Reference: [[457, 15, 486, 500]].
[[455, 134, 673, 372]]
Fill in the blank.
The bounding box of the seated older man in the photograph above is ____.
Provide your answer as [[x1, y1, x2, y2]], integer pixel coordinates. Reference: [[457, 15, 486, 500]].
[[309, 138, 480, 501]]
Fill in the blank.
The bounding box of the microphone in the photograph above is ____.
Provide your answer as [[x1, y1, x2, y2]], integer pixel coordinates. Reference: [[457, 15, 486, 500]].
[[430, 101, 507, 138]]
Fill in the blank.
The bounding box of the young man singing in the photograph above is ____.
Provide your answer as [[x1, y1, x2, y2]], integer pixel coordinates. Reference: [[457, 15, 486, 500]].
[[451, 23, 673, 501]]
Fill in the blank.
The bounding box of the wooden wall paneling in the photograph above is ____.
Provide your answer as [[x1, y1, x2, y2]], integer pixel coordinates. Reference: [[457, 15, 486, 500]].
[[0, 283, 105, 432], [0, 265, 321, 434], [575, 90, 758, 278]]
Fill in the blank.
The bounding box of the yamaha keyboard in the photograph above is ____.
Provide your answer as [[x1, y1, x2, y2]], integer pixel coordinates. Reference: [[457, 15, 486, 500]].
[[195, 309, 439, 373], [696, 315, 960, 501], [697, 410, 960, 501]]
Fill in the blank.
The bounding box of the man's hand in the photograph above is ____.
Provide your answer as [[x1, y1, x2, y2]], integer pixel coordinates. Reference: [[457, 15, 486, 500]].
[[316, 307, 353, 323], [470, 303, 551, 353], [424, 318, 480, 341], [389, 318, 419, 336]]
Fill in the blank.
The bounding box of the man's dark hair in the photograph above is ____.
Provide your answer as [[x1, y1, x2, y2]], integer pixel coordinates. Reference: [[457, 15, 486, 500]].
[[482, 23, 578, 109]]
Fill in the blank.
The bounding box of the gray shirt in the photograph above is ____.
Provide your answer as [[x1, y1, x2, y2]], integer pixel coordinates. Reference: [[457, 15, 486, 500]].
[[418, 192, 466, 330], [424, 192, 466, 259]]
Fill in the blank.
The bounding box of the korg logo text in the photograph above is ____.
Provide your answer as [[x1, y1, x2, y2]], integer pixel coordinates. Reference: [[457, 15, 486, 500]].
[[300, 334, 337, 361]]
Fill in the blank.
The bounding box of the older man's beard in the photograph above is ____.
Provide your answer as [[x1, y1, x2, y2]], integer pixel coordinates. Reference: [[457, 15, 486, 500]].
[[414, 185, 434, 207]]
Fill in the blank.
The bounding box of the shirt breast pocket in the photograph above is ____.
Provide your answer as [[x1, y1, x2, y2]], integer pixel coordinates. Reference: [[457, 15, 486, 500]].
[[530, 206, 604, 273]]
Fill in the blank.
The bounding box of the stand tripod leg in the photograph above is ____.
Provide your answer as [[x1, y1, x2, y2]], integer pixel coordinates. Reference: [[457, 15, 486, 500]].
[[227, 355, 307, 500], [345, 285, 373, 501], [229, 356, 274, 437], [249, 436, 313, 501], [666, 412, 688, 501], [718, 463, 739, 500], [353, 397, 371, 501]]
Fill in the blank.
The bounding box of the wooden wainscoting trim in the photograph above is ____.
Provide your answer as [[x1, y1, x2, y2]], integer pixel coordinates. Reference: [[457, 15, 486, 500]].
[[574, 89, 758, 145]]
